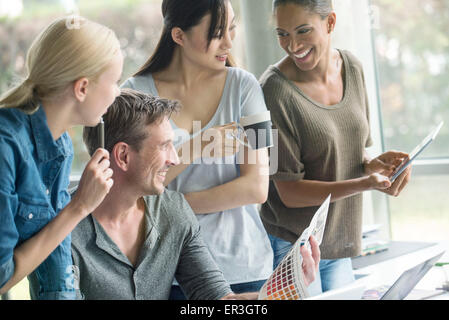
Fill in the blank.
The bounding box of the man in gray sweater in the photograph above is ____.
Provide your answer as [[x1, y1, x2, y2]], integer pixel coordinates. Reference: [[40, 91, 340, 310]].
[[71, 89, 319, 300]]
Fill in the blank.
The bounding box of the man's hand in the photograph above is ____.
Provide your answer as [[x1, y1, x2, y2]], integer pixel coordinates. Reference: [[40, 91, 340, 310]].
[[221, 292, 259, 300], [300, 236, 320, 286], [220, 236, 321, 300]]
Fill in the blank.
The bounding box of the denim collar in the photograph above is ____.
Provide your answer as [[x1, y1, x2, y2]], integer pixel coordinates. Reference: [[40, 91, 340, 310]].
[[29, 105, 72, 163]]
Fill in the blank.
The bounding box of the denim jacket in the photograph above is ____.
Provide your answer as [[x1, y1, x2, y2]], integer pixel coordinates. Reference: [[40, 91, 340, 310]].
[[0, 106, 75, 299]]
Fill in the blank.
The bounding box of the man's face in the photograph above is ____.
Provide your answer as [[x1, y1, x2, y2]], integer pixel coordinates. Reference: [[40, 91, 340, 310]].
[[130, 117, 179, 195]]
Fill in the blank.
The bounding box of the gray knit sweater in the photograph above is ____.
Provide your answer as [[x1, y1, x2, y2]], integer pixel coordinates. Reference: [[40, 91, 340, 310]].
[[259, 50, 373, 259]]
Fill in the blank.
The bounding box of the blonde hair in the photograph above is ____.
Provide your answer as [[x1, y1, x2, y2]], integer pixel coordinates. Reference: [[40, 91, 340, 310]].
[[0, 16, 120, 114]]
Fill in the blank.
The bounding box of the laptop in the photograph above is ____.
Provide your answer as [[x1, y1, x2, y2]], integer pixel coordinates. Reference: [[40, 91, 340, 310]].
[[362, 251, 445, 300]]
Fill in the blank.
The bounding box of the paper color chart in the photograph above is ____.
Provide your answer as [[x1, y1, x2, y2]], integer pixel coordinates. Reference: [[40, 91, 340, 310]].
[[258, 240, 308, 300], [258, 195, 331, 300]]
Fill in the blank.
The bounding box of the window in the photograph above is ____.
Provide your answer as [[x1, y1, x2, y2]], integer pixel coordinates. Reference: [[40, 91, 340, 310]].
[[372, 0, 449, 158], [389, 174, 449, 242], [371, 0, 449, 241]]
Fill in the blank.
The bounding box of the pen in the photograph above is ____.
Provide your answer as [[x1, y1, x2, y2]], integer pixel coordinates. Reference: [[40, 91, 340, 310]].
[[98, 117, 105, 149]]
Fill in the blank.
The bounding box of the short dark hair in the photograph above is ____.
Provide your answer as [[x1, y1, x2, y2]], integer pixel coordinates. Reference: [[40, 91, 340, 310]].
[[272, 0, 333, 19], [83, 88, 181, 156]]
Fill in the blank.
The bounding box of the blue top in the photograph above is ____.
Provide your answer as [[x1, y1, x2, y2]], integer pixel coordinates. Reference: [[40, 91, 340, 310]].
[[0, 106, 75, 299], [122, 67, 274, 285]]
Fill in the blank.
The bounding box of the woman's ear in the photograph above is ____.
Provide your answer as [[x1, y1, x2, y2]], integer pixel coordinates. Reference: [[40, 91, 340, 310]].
[[73, 77, 89, 102], [113, 142, 131, 172], [171, 27, 185, 46]]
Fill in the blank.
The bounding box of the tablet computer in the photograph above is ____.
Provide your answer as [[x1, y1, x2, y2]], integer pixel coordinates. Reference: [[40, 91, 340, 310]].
[[390, 121, 444, 182]]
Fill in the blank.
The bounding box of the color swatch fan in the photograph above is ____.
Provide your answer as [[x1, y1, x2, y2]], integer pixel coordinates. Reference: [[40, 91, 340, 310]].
[[258, 194, 331, 300]]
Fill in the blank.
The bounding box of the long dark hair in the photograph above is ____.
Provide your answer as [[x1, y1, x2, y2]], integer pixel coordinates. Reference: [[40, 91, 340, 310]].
[[135, 0, 236, 76]]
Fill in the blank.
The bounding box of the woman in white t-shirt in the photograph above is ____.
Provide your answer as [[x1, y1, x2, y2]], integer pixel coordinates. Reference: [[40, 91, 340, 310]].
[[122, 0, 320, 299]]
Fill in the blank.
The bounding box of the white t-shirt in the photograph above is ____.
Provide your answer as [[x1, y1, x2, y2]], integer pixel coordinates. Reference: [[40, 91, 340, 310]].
[[122, 67, 273, 284]]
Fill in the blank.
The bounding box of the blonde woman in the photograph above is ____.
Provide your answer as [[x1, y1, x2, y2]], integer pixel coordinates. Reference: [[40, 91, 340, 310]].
[[0, 16, 122, 299]]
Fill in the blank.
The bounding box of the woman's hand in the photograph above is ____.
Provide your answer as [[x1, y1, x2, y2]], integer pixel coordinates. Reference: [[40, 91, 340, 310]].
[[365, 172, 391, 190], [192, 122, 240, 160], [377, 165, 412, 197], [0, 150, 114, 295], [364, 150, 409, 176], [70, 148, 113, 217], [301, 236, 321, 287], [364, 150, 412, 197], [364, 169, 412, 196]]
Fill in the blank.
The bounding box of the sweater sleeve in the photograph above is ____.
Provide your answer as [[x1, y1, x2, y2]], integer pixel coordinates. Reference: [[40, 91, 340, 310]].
[[261, 70, 306, 182]]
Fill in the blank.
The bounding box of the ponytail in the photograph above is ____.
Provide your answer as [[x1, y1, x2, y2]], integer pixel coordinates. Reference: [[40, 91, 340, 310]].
[[134, 26, 176, 76], [0, 16, 120, 114], [0, 79, 39, 114]]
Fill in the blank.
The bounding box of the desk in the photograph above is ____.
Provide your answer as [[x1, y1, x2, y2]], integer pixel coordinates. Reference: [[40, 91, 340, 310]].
[[352, 241, 449, 300]]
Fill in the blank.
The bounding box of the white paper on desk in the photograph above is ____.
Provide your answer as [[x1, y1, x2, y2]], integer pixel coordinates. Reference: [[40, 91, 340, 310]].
[[258, 194, 331, 300]]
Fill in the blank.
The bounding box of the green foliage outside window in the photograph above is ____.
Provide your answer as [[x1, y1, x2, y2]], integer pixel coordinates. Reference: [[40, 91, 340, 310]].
[[372, 0, 449, 157]]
